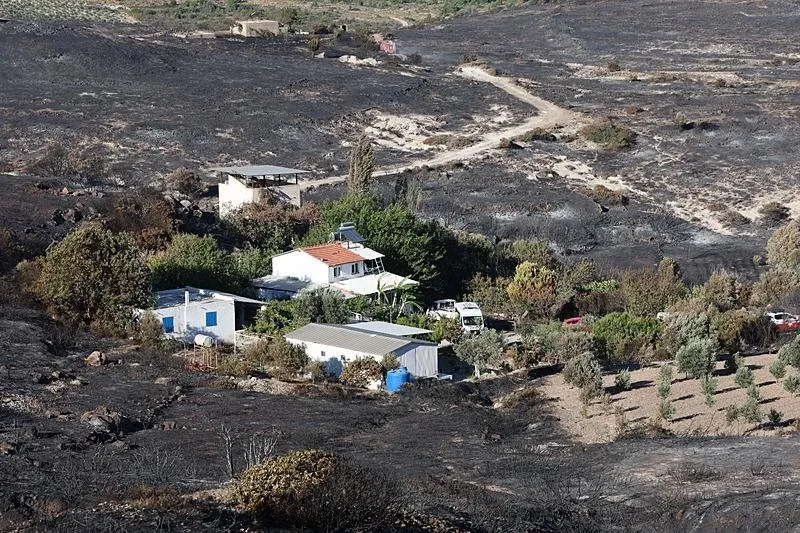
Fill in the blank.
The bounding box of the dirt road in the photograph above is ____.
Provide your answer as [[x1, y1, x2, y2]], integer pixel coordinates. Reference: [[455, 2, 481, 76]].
[[298, 65, 584, 190]]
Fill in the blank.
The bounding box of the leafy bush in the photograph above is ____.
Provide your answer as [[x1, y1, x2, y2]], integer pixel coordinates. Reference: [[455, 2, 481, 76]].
[[714, 309, 775, 354], [467, 273, 512, 315], [700, 374, 717, 407], [620, 259, 686, 316], [740, 397, 762, 424], [724, 405, 740, 424], [249, 300, 306, 336], [592, 312, 659, 363], [233, 450, 401, 531], [703, 270, 748, 312], [0, 229, 23, 275], [614, 369, 631, 391], [746, 384, 761, 401], [734, 360, 755, 389], [658, 400, 675, 421], [295, 288, 349, 324], [766, 220, 800, 267], [242, 338, 309, 375], [676, 338, 717, 379], [580, 119, 636, 150], [506, 260, 559, 318], [136, 311, 165, 347], [150, 233, 243, 292], [769, 358, 787, 380], [749, 267, 800, 307], [32, 224, 150, 332], [380, 353, 400, 374], [224, 201, 319, 253], [428, 317, 463, 344], [768, 408, 783, 426], [778, 338, 800, 367], [657, 364, 673, 400], [340, 358, 383, 388], [516, 127, 557, 142], [783, 373, 800, 395], [455, 329, 504, 377], [563, 352, 602, 402]]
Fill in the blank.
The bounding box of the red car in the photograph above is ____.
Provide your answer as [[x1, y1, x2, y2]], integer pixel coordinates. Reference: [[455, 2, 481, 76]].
[[562, 316, 584, 328], [766, 312, 800, 333]]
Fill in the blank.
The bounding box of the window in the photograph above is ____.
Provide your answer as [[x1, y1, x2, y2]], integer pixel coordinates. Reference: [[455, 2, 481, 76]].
[[205, 311, 218, 327], [320, 350, 326, 358], [333, 266, 342, 277], [162, 316, 174, 333], [351, 263, 360, 274]]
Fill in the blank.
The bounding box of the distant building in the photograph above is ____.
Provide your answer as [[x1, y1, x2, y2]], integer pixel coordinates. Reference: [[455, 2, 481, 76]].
[[230, 20, 284, 37], [252, 222, 418, 300], [284, 322, 438, 378], [145, 287, 263, 344], [215, 164, 309, 216]]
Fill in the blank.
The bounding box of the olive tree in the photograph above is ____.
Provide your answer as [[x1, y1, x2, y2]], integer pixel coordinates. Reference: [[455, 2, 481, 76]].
[[454, 328, 504, 378]]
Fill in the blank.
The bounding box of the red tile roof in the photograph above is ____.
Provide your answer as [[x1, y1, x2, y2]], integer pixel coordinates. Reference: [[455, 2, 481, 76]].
[[302, 243, 364, 267]]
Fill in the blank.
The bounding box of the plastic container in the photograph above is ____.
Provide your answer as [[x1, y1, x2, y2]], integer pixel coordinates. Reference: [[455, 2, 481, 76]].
[[386, 367, 410, 393], [194, 334, 214, 348]]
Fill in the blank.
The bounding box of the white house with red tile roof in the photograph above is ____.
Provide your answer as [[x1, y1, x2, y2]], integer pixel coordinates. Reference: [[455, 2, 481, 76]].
[[252, 224, 418, 300]]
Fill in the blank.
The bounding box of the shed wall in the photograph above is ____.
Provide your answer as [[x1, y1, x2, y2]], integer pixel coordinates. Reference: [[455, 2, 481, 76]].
[[153, 299, 236, 344]]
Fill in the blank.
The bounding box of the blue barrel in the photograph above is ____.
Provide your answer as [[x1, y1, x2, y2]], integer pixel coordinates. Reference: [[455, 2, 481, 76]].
[[386, 367, 410, 393]]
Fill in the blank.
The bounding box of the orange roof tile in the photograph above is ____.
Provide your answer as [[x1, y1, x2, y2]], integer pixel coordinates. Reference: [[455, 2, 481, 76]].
[[302, 243, 364, 267]]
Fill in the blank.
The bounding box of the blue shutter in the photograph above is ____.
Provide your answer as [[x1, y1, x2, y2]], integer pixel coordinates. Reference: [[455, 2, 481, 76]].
[[162, 316, 174, 333], [205, 311, 218, 327]]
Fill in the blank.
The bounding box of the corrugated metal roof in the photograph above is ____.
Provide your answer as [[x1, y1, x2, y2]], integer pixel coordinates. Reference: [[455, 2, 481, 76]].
[[302, 243, 364, 266], [285, 323, 435, 356], [344, 321, 432, 337], [212, 165, 309, 176]]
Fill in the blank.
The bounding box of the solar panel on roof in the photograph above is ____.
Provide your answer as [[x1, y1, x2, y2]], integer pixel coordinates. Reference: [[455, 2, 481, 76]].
[[331, 222, 364, 243]]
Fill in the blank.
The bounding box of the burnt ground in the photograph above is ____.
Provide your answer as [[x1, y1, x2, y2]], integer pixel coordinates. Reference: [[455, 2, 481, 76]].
[[3, 1, 798, 279], [3, 295, 800, 531]]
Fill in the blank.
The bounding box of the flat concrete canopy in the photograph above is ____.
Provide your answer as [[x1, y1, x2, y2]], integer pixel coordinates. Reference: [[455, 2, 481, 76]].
[[212, 165, 309, 177]]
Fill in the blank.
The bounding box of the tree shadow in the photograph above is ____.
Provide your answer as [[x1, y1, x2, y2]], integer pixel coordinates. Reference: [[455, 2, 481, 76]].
[[628, 380, 653, 390], [758, 397, 780, 405], [673, 394, 694, 402], [716, 386, 739, 395], [757, 380, 776, 387], [672, 413, 699, 423], [623, 405, 639, 413]]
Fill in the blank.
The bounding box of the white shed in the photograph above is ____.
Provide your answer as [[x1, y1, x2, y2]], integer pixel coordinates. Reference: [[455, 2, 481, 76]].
[[147, 287, 263, 344], [284, 323, 438, 378]]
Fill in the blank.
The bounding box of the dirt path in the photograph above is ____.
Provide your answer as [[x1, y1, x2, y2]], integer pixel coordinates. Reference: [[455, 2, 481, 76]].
[[298, 66, 584, 190]]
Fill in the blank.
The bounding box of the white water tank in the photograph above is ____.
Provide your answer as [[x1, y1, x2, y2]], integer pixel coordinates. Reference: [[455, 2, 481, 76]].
[[194, 334, 214, 348]]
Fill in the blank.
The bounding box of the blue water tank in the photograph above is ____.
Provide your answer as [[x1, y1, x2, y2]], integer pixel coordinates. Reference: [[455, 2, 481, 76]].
[[386, 367, 410, 393]]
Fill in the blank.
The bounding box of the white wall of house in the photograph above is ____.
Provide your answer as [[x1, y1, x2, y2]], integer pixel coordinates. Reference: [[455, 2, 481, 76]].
[[328, 261, 365, 282], [218, 175, 267, 218], [153, 299, 237, 344], [285, 339, 438, 378], [272, 250, 330, 283]]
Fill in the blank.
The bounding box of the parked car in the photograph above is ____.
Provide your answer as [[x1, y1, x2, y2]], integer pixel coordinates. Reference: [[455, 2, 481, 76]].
[[766, 312, 800, 332], [427, 299, 485, 333], [562, 316, 583, 328]]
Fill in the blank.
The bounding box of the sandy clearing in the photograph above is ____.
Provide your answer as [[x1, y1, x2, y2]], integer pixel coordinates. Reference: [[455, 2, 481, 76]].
[[534, 352, 799, 444]]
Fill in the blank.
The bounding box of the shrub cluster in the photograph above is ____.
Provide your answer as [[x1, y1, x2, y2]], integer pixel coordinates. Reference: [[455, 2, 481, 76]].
[[340, 358, 383, 388], [233, 450, 402, 531], [580, 119, 637, 150]]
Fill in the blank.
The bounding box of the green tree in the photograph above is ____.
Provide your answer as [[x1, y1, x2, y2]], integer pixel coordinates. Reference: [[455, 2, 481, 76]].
[[766, 220, 800, 267], [250, 300, 307, 335], [676, 337, 717, 379], [620, 258, 686, 315], [506, 260, 559, 318], [296, 288, 349, 324], [149, 233, 242, 292], [592, 312, 659, 362], [563, 352, 603, 403], [347, 134, 374, 195], [454, 328, 504, 377], [33, 224, 149, 331]]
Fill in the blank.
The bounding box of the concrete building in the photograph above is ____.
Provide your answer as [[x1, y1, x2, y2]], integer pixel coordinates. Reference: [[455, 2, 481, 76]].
[[231, 20, 283, 37], [285, 322, 438, 378], [252, 224, 418, 300], [146, 287, 263, 344], [215, 164, 309, 216]]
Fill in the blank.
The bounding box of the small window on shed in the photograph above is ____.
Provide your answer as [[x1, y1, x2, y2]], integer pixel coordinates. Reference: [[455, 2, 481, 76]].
[[162, 316, 174, 333], [351, 263, 359, 274], [205, 311, 218, 327], [334, 266, 342, 277]]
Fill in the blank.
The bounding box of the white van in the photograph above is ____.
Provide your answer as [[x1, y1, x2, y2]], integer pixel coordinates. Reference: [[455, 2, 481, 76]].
[[427, 299, 485, 333]]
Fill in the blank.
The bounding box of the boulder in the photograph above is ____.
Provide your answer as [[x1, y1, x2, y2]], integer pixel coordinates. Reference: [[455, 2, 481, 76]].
[[85, 351, 107, 367], [154, 376, 174, 385], [80, 406, 137, 434], [0, 442, 15, 455]]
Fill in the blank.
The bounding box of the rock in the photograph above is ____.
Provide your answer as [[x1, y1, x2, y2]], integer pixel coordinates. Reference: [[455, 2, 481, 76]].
[[69, 378, 85, 386], [179, 199, 193, 209], [50, 210, 65, 226], [160, 420, 176, 431], [21, 426, 38, 439], [80, 406, 133, 434], [31, 372, 50, 384], [0, 442, 16, 455], [59, 187, 70, 196], [154, 377, 174, 385], [62, 208, 82, 223], [85, 351, 107, 367]]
